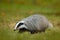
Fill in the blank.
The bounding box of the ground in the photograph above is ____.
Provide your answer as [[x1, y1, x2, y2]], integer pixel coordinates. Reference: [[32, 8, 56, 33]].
[[0, 3, 60, 40]]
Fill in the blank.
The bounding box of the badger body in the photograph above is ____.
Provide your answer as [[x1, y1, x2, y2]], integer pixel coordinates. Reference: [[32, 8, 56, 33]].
[[14, 14, 53, 34]]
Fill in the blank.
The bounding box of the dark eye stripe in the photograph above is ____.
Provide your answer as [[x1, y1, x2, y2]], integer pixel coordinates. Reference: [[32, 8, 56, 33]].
[[17, 23, 24, 28]]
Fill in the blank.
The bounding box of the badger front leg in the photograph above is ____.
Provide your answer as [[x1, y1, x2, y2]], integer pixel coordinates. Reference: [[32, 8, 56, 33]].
[[30, 31, 35, 34], [30, 30, 38, 34]]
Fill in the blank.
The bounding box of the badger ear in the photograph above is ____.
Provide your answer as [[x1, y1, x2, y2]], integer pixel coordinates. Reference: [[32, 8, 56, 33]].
[[17, 23, 24, 28]]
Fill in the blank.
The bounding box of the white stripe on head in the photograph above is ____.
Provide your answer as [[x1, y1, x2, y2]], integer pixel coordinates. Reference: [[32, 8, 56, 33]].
[[14, 21, 25, 30]]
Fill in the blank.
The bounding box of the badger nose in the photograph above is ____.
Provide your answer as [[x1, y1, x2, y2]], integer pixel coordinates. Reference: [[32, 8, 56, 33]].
[[14, 29, 16, 31]]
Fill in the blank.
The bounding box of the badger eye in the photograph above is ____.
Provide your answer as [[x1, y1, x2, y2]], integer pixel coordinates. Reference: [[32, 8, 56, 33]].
[[20, 23, 24, 25], [17, 23, 24, 28]]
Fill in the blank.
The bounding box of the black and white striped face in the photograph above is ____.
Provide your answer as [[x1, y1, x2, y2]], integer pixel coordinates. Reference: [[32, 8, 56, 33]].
[[14, 21, 28, 32]]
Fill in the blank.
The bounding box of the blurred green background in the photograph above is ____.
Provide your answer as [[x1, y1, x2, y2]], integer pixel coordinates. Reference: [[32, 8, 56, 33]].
[[0, 0, 60, 40]]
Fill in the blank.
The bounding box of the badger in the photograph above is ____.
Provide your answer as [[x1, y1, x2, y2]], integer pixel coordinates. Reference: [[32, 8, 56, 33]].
[[14, 14, 53, 34]]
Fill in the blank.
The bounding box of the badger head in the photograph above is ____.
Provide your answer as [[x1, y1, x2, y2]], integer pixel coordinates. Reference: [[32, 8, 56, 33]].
[[14, 21, 29, 33]]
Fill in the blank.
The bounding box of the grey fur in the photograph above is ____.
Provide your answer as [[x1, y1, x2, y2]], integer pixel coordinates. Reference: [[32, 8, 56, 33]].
[[14, 14, 53, 34]]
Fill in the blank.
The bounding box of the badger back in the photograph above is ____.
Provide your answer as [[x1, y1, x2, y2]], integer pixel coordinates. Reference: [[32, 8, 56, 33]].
[[22, 15, 49, 31]]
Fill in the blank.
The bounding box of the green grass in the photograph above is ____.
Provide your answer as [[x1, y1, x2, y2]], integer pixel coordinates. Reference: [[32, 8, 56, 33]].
[[0, 3, 60, 40]]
